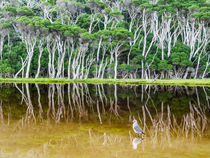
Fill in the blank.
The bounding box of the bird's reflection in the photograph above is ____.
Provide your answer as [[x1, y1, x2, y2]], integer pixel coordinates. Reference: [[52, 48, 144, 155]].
[[132, 137, 143, 150]]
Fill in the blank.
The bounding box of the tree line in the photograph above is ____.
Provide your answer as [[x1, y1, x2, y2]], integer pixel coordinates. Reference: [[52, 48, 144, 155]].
[[0, 0, 209, 79]]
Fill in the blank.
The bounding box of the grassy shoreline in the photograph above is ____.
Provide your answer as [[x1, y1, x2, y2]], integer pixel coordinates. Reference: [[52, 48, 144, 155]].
[[0, 78, 209, 86]]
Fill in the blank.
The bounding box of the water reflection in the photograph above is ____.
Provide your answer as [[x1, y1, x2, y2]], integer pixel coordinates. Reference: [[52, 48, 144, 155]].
[[132, 137, 143, 150], [0, 83, 209, 137], [0, 83, 209, 157]]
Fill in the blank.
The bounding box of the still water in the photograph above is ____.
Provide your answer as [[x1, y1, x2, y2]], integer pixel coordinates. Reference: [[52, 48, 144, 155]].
[[0, 83, 209, 158]]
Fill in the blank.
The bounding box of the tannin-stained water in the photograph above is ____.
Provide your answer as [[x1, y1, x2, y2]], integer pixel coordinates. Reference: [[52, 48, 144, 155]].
[[0, 83, 209, 158]]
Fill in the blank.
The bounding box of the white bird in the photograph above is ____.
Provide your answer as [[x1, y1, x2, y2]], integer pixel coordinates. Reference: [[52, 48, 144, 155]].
[[133, 119, 145, 135]]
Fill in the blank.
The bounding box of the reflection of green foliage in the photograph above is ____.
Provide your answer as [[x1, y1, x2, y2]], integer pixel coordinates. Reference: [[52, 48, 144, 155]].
[[0, 84, 209, 123], [170, 96, 192, 118], [157, 92, 173, 103], [118, 90, 133, 99]]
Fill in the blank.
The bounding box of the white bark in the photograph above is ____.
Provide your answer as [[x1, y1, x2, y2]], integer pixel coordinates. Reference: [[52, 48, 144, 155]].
[[35, 41, 44, 78], [202, 55, 210, 79]]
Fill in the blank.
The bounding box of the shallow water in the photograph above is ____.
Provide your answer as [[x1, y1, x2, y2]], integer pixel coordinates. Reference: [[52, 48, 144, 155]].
[[0, 83, 209, 158]]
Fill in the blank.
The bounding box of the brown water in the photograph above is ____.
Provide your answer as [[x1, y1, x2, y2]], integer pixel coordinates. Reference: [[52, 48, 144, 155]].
[[0, 83, 209, 158]]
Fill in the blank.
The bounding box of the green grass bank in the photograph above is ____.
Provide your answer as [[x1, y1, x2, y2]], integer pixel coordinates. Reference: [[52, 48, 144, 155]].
[[0, 78, 209, 86]]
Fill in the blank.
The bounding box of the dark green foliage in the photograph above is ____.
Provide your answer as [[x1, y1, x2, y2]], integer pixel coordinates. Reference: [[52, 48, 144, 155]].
[[158, 60, 173, 71], [118, 64, 140, 71], [111, 27, 133, 40], [17, 6, 35, 16], [41, 0, 56, 6], [0, 0, 209, 79], [3, 5, 17, 15], [171, 52, 192, 67], [0, 41, 27, 77], [88, 0, 108, 8], [0, 23, 12, 28]]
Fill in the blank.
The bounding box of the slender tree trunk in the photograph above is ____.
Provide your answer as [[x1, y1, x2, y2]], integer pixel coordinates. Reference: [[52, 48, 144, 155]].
[[114, 51, 118, 79], [0, 36, 4, 60], [25, 53, 33, 78], [194, 52, 202, 79], [202, 55, 210, 79], [25, 39, 36, 78], [35, 42, 44, 78]]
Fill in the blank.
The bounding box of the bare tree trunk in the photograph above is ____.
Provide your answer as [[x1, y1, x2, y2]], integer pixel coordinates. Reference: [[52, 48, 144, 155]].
[[202, 55, 210, 79], [95, 38, 102, 78], [25, 39, 36, 78], [0, 36, 4, 60], [67, 43, 74, 79], [114, 50, 118, 79], [56, 36, 66, 78], [194, 52, 202, 79], [15, 57, 28, 78], [35, 41, 44, 78]]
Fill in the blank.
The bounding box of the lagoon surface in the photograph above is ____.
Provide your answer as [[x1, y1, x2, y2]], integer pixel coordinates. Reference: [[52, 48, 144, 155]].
[[0, 83, 209, 158]]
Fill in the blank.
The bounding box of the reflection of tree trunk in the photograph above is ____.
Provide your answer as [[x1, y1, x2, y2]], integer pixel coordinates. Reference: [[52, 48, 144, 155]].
[[184, 86, 189, 96], [47, 85, 51, 123], [35, 84, 43, 120], [21, 83, 25, 104], [97, 85, 105, 114], [47, 84, 55, 122], [114, 85, 120, 118], [72, 83, 88, 119], [67, 84, 74, 121], [101, 84, 107, 105], [0, 100, 4, 124], [25, 83, 36, 123], [8, 82, 210, 134], [97, 100, 102, 124], [141, 85, 144, 102], [142, 106, 146, 132], [56, 84, 66, 123], [127, 97, 131, 114], [202, 87, 209, 109], [84, 83, 94, 106], [195, 87, 201, 107], [14, 84, 27, 109]]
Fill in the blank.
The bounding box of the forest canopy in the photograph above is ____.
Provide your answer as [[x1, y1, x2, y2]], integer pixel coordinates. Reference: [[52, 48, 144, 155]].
[[0, 0, 209, 79]]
